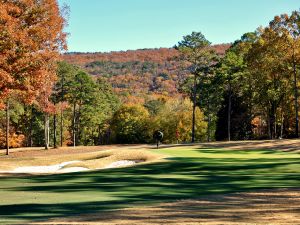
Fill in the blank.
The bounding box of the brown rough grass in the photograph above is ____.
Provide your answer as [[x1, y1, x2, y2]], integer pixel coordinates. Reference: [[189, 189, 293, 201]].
[[32, 188, 300, 225]]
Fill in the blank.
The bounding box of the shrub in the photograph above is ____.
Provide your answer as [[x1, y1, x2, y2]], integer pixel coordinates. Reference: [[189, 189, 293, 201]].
[[0, 129, 25, 148]]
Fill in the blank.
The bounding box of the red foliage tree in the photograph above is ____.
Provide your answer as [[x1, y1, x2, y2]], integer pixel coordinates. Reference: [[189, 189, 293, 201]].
[[0, 0, 67, 153]]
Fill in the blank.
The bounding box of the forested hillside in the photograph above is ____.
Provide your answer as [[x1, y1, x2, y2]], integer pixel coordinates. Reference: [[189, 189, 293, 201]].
[[63, 45, 230, 103], [1, 1, 299, 150]]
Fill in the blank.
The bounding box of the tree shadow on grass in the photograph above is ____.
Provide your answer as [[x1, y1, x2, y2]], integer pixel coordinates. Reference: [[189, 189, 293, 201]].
[[63, 189, 300, 224], [1, 155, 300, 223]]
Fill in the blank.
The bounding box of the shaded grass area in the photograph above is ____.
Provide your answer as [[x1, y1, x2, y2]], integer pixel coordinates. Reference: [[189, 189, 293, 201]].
[[0, 147, 300, 224]]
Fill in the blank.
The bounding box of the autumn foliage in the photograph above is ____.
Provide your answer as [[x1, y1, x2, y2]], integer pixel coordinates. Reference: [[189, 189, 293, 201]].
[[0, 129, 24, 148], [62, 45, 230, 103], [0, 0, 67, 108]]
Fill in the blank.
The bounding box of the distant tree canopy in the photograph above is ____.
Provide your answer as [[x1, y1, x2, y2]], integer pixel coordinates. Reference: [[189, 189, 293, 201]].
[[62, 45, 230, 104]]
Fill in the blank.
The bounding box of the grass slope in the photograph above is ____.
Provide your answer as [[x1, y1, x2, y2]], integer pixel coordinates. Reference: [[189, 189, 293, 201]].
[[1, 146, 300, 224]]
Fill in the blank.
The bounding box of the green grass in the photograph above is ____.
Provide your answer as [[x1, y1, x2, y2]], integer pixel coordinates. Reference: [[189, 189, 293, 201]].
[[1, 146, 300, 224]]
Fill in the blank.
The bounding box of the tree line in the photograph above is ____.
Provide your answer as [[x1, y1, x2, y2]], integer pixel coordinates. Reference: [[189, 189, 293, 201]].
[[178, 11, 300, 141], [0, 60, 208, 149], [1, 1, 299, 153], [1, 60, 208, 149]]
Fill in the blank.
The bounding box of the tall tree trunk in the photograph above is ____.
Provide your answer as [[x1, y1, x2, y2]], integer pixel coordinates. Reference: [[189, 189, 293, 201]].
[[6, 101, 9, 155], [207, 98, 211, 142], [53, 114, 57, 148], [274, 112, 277, 139], [98, 125, 102, 145], [77, 103, 82, 145], [72, 103, 76, 147], [207, 113, 211, 142], [44, 113, 49, 150], [268, 105, 276, 139], [260, 116, 263, 137], [60, 74, 64, 147], [292, 49, 299, 138], [280, 111, 284, 139], [60, 108, 63, 147], [106, 129, 111, 145], [29, 106, 33, 147], [267, 112, 271, 139], [228, 81, 232, 141], [191, 73, 197, 143]]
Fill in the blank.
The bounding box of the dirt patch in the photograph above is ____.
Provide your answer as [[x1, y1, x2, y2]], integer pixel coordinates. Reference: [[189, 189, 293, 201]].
[[34, 188, 300, 225]]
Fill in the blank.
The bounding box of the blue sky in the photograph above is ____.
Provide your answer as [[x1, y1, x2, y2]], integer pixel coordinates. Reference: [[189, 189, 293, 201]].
[[58, 0, 299, 52]]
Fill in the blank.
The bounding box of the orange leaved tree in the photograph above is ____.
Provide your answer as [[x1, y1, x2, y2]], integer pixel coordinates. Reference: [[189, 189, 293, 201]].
[[0, 0, 67, 154]]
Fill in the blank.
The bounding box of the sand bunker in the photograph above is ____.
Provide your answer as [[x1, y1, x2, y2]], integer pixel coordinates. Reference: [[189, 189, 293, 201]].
[[58, 167, 89, 173], [0, 160, 144, 174], [3, 161, 87, 174], [105, 160, 144, 169]]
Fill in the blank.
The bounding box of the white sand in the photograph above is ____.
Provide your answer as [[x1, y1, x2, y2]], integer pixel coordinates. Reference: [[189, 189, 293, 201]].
[[0, 160, 144, 174], [7, 161, 83, 174], [58, 167, 89, 173], [105, 160, 143, 169]]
